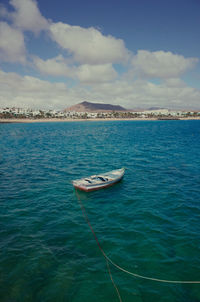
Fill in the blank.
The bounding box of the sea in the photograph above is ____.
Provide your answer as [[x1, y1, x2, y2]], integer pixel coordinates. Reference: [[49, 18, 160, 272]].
[[0, 120, 200, 302]]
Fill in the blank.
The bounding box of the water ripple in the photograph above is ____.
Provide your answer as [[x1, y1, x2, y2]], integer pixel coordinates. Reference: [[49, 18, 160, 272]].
[[0, 121, 200, 302]]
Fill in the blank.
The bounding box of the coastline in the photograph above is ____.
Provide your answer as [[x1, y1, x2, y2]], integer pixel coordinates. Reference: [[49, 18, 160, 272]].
[[0, 117, 200, 124]]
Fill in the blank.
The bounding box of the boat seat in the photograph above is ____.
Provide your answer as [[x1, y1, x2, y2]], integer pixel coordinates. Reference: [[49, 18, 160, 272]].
[[98, 176, 108, 182], [85, 178, 92, 183]]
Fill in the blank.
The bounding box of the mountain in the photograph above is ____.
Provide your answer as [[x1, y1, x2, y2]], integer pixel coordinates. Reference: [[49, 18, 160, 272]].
[[64, 101, 127, 112]]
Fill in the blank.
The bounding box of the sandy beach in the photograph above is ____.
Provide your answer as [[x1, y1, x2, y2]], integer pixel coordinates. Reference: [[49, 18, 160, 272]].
[[1, 117, 200, 123], [0, 117, 154, 123]]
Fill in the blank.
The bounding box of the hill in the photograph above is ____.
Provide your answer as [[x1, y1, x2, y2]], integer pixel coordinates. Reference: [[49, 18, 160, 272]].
[[64, 101, 127, 112]]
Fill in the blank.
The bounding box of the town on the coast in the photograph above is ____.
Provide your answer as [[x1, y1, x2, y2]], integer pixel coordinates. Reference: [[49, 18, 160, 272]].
[[1, 101, 200, 120]]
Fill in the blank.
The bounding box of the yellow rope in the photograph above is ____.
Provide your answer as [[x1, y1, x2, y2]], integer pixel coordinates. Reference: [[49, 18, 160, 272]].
[[106, 258, 123, 302], [77, 194, 200, 285], [103, 252, 200, 284]]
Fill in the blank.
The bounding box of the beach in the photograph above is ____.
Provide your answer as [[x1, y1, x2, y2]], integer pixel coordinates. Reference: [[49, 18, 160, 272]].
[[1, 117, 200, 123]]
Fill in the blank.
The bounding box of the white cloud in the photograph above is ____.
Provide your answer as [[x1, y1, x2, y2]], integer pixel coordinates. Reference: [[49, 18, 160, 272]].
[[33, 55, 72, 77], [82, 79, 200, 110], [0, 1, 199, 111], [0, 22, 26, 63], [76, 64, 117, 83], [132, 50, 198, 78], [0, 0, 49, 64], [1, 69, 200, 110], [0, 69, 71, 109], [163, 78, 186, 87], [1, 0, 49, 34], [49, 22, 129, 65], [33, 55, 117, 83]]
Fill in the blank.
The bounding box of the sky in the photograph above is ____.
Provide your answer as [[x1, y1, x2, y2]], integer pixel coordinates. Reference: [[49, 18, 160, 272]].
[[0, 0, 200, 110]]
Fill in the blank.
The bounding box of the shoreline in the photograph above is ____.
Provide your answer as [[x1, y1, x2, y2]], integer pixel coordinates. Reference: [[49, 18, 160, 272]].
[[0, 117, 200, 124]]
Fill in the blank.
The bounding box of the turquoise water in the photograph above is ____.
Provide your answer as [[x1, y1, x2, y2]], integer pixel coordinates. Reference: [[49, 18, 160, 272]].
[[0, 120, 200, 302]]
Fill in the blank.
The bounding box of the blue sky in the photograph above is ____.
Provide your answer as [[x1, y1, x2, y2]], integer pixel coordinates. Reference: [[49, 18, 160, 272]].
[[0, 0, 200, 110]]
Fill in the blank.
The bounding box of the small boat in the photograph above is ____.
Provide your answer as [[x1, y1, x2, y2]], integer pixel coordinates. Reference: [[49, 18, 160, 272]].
[[72, 168, 125, 192]]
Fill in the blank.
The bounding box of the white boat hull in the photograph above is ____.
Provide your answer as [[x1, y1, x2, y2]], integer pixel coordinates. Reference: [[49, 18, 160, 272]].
[[72, 168, 125, 192]]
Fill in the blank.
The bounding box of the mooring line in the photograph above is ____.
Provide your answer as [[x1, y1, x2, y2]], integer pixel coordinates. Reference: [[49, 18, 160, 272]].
[[106, 258, 123, 302], [77, 195, 123, 301], [77, 195, 200, 285]]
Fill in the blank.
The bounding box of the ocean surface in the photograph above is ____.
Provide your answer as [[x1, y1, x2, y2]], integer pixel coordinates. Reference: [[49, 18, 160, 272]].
[[0, 120, 200, 302]]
